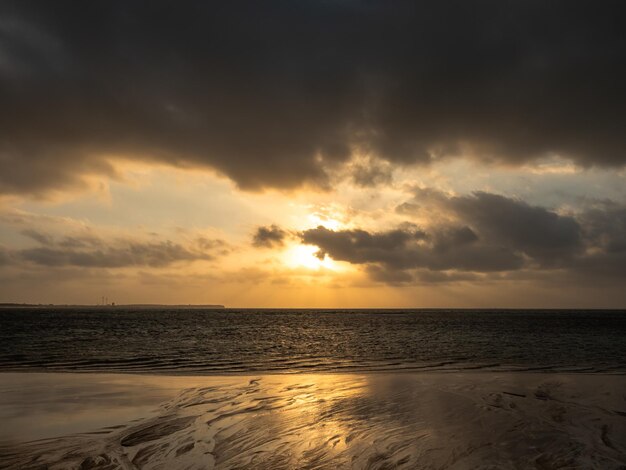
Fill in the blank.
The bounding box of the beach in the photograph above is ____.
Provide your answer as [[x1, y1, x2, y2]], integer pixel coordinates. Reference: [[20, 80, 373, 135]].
[[3, 0, 626, 467], [1, 372, 625, 469]]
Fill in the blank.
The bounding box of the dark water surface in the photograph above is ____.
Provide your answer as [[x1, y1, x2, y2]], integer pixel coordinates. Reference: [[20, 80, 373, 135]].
[[1, 308, 625, 374]]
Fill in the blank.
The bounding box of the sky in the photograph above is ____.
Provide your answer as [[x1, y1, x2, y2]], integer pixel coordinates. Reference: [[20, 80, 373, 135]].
[[1, 0, 626, 307]]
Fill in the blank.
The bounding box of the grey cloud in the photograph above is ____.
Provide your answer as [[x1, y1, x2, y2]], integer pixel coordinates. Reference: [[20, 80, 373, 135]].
[[567, 203, 626, 278], [402, 189, 583, 265], [366, 265, 480, 285], [1, 1, 626, 195], [432, 226, 478, 252], [447, 192, 583, 264], [351, 159, 393, 188], [252, 225, 287, 248], [21, 229, 114, 249], [2, 217, 230, 268], [300, 190, 626, 284], [302, 226, 426, 265], [18, 240, 210, 268], [365, 265, 414, 285], [413, 270, 480, 284], [0, 246, 11, 266], [21, 228, 54, 245], [196, 237, 231, 256], [570, 252, 626, 278], [301, 225, 523, 274], [57, 234, 103, 249], [579, 202, 626, 253]]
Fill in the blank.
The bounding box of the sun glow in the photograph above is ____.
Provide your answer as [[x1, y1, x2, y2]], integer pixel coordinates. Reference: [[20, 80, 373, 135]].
[[285, 244, 338, 270], [307, 213, 342, 231]]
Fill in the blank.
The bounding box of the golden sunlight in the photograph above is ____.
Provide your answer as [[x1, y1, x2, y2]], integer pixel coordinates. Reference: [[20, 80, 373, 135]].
[[284, 244, 338, 270], [307, 213, 343, 231]]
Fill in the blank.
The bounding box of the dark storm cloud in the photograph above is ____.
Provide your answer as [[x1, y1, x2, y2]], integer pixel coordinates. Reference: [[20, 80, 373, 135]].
[[1, 1, 626, 195], [579, 201, 626, 253], [447, 192, 583, 264], [301, 225, 523, 273], [366, 264, 479, 285], [351, 159, 393, 188], [570, 252, 626, 278], [300, 191, 626, 284], [403, 189, 584, 265], [570, 202, 626, 277], [431, 226, 479, 252], [252, 225, 287, 248], [365, 265, 414, 285]]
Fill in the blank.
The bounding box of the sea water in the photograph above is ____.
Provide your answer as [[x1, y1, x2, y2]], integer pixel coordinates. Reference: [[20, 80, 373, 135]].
[[1, 308, 625, 374]]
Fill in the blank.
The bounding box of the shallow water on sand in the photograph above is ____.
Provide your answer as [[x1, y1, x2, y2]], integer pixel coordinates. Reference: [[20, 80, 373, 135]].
[[1, 372, 625, 469], [1, 308, 625, 374]]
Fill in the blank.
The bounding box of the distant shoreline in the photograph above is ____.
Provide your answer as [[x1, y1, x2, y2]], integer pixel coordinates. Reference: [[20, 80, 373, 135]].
[[1, 304, 625, 311], [0, 303, 225, 309]]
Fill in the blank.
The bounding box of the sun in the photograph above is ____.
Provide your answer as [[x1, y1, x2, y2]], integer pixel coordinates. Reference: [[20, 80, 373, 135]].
[[307, 213, 342, 230], [284, 244, 337, 270]]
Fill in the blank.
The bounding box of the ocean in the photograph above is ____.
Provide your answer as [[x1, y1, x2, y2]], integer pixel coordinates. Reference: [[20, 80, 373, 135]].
[[1, 308, 625, 374]]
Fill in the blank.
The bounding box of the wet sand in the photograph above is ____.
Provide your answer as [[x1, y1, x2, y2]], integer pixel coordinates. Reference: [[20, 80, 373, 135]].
[[0, 372, 625, 469]]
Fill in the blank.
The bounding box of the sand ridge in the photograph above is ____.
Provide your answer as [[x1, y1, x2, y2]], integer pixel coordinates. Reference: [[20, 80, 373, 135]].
[[0, 372, 625, 469]]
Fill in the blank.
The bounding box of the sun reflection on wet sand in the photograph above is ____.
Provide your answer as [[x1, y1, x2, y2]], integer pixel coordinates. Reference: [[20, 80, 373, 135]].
[[1, 372, 625, 469]]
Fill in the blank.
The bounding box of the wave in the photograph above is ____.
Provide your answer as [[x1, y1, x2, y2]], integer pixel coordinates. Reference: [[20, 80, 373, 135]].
[[2, 308, 626, 375]]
